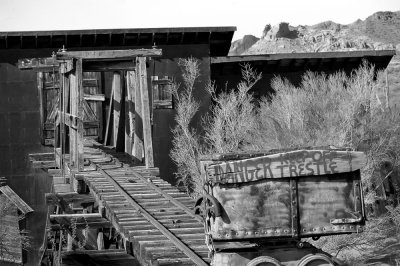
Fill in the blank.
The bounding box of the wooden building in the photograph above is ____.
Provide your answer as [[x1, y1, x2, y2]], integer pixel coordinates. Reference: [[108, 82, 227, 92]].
[[0, 177, 33, 265], [0, 27, 234, 265], [0, 26, 395, 265]]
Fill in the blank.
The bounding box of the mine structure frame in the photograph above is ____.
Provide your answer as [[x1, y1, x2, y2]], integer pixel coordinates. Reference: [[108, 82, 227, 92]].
[[19, 48, 213, 265], [54, 48, 160, 172]]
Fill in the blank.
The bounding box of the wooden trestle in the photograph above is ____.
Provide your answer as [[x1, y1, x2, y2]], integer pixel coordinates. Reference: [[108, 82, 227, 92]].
[[46, 139, 210, 266]]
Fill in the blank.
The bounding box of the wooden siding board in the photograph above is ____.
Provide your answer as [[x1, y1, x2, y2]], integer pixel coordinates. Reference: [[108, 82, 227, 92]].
[[0, 215, 23, 264]]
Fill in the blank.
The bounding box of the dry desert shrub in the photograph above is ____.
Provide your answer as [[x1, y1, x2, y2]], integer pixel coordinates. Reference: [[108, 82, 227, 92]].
[[204, 63, 261, 153], [170, 58, 204, 195], [171, 58, 400, 263]]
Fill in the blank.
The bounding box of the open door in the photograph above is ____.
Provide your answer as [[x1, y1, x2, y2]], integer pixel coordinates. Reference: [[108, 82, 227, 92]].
[[36, 70, 103, 146]]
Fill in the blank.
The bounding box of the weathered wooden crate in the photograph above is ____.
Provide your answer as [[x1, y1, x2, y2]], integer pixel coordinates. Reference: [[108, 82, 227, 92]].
[[199, 148, 367, 241]]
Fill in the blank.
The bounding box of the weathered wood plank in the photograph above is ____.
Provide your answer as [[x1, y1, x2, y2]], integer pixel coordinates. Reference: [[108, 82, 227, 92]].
[[37, 72, 45, 144], [103, 85, 113, 145], [207, 150, 367, 183], [0, 185, 33, 214], [133, 67, 144, 162], [125, 71, 135, 155], [137, 57, 154, 167], [112, 72, 123, 150], [76, 58, 84, 171], [50, 213, 102, 220], [69, 67, 78, 168], [28, 152, 56, 168], [57, 49, 162, 60], [45, 192, 95, 205], [84, 94, 105, 101], [18, 57, 58, 70], [96, 73, 104, 142], [97, 232, 104, 250]]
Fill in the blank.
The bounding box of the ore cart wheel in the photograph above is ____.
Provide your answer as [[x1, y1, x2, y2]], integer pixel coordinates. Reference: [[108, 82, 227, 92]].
[[246, 256, 282, 266], [297, 253, 334, 266]]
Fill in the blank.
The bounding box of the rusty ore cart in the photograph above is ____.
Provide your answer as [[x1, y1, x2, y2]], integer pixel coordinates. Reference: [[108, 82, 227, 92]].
[[195, 148, 367, 266]]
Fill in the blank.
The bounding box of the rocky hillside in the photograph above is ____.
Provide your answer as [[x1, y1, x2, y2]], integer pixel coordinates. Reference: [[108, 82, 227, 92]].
[[229, 11, 400, 106], [230, 11, 400, 55]]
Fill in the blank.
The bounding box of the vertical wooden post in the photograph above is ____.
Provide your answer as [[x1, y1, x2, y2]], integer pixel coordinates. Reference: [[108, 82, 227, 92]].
[[37, 72, 45, 145], [76, 59, 84, 171], [125, 71, 135, 155], [70, 59, 84, 171], [69, 70, 77, 168], [104, 87, 114, 145], [112, 72, 122, 149], [67, 233, 74, 251], [97, 231, 104, 250], [137, 57, 154, 167], [133, 68, 144, 162], [62, 70, 70, 155], [151, 76, 157, 123], [97, 72, 104, 142]]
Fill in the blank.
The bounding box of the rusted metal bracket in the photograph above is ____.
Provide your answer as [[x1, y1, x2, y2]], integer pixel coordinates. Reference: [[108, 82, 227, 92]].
[[194, 193, 222, 218]]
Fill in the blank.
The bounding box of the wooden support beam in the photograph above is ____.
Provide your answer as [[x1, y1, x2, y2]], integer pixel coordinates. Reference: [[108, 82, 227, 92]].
[[37, 72, 45, 145], [45, 192, 95, 205], [69, 58, 84, 171], [83, 61, 136, 72], [112, 72, 124, 151], [103, 84, 114, 145], [28, 152, 56, 169], [125, 71, 135, 155], [133, 68, 144, 162], [137, 57, 154, 167], [70, 68, 77, 168], [50, 213, 102, 220], [67, 233, 74, 251], [76, 59, 84, 171], [57, 49, 162, 60], [18, 57, 58, 71], [97, 232, 104, 250], [56, 111, 81, 130], [96, 72, 104, 142], [84, 94, 105, 101], [61, 68, 70, 156]]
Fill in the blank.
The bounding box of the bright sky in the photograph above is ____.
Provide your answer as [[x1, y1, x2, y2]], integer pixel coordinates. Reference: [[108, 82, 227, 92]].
[[0, 0, 399, 40]]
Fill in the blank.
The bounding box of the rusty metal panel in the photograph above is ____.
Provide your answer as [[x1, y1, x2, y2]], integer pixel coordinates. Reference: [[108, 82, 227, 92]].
[[298, 171, 364, 236], [204, 150, 366, 241], [211, 179, 292, 240]]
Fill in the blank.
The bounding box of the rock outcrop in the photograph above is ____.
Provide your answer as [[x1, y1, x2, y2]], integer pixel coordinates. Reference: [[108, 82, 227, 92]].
[[262, 22, 298, 40], [229, 35, 259, 56], [229, 11, 400, 55]]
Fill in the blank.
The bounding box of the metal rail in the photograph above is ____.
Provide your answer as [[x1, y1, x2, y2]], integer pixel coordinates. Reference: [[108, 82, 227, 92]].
[[95, 165, 208, 266]]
